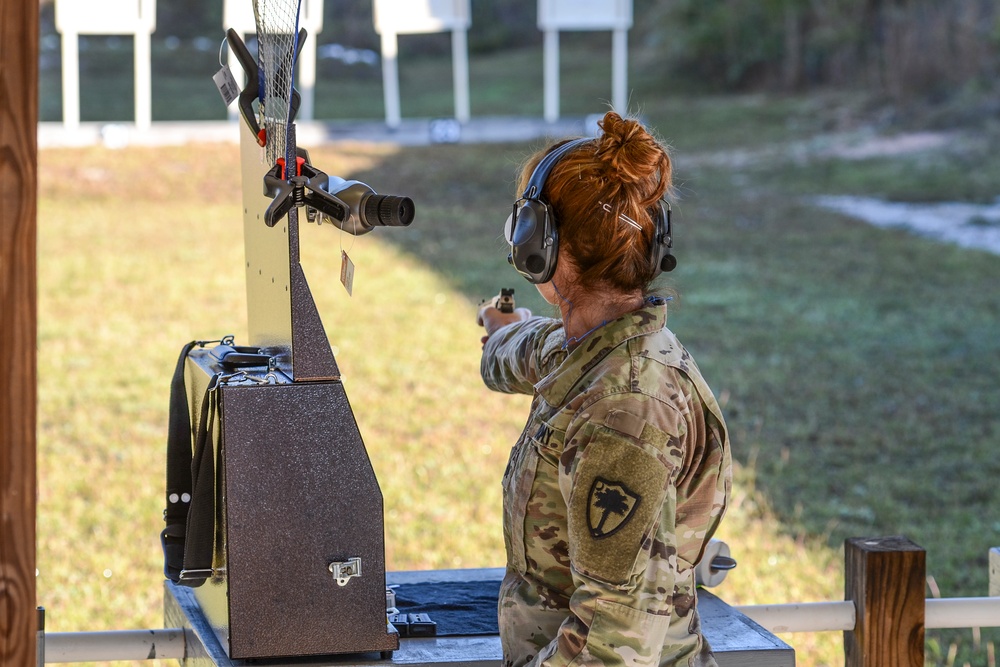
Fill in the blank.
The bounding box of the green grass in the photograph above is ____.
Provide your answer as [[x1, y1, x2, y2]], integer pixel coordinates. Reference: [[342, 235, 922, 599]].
[[35, 85, 1000, 666]]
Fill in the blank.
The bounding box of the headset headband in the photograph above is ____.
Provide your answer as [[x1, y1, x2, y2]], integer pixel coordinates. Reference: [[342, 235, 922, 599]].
[[521, 138, 590, 201]]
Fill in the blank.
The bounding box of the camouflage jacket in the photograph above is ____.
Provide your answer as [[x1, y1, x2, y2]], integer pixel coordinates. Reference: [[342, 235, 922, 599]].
[[481, 298, 732, 667]]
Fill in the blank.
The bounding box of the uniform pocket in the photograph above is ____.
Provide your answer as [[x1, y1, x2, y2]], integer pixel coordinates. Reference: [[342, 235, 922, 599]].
[[579, 599, 672, 667]]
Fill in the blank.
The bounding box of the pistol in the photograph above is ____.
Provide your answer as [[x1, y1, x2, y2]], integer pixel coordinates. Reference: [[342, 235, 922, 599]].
[[479, 288, 515, 323], [495, 288, 515, 313], [477, 288, 516, 331]]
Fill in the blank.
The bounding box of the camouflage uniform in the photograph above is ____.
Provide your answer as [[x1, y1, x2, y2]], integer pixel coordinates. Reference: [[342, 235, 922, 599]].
[[481, 298, 731, 667]]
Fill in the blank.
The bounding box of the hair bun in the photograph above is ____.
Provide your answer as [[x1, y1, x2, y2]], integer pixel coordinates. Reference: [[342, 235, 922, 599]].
[[595, 111, 666, 186]]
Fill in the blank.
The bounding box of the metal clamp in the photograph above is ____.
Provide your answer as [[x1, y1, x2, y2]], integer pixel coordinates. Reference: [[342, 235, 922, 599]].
[[329, 558, 362, 587], [194, 334, 235, 348], [219, 371, 248, 384], [219, 370, 281, 385], [262, 159, 350, 228]]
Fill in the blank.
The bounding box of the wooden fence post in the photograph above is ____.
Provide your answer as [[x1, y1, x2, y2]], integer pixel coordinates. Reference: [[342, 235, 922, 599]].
[[0, 0, 39, 664], [845, 536, 926, 667], [990, 547, 999, 597]]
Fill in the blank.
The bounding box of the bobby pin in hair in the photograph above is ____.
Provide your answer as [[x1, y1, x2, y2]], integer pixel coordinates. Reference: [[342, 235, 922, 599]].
[[599, 202, 642, 231]]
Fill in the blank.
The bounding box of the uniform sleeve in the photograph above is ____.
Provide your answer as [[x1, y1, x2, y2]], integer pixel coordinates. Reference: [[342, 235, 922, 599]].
[[530, 395, 704, 667], [481, 316, 566, 395]]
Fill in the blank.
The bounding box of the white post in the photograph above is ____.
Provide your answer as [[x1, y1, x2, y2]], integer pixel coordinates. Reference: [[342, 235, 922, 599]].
[[135, 0, 155, 129], [611, 27, 628, 113], [60, 30, 80, 129], [451, 27, 470, 123], [298, 33, 318, 121], [543, 29, 559, 123], [134, 30, 152, 129], [223, 0, 255, 122], [296, 0, 324, 121], [381, 31, 401, 128]]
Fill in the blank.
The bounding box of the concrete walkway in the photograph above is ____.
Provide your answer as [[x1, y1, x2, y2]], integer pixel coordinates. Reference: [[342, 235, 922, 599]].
[[37, 116, 593, 149]]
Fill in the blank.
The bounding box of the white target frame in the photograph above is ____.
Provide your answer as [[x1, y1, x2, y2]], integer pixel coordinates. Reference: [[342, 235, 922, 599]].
[[373, 0, 471, 129], [55, 0, 156, 130], [538, 0, 633, 122]]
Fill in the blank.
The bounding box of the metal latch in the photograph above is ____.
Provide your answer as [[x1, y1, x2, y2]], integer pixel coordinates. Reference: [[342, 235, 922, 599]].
[[329, 558, 362, 586], [179, 567, 226, 581]]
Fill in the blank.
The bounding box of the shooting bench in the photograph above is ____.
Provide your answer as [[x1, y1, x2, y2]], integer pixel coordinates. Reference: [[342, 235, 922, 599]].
[[165, 568, 793, 666]]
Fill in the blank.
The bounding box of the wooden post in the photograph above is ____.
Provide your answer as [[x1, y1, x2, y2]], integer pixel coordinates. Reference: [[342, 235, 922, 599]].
[[990, 547, 1000, 597], [845, 536, 925, 667], [0, 0, 39, 663]]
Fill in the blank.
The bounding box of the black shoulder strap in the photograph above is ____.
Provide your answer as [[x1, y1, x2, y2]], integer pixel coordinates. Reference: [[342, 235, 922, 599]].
[[180, 373, 221, 586], [161, 341, 197, 583], [161, 341, 221, 587]]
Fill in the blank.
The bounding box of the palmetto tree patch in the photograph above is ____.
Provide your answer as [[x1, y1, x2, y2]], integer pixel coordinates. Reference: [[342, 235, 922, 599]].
[[587, 477, 642, 539]]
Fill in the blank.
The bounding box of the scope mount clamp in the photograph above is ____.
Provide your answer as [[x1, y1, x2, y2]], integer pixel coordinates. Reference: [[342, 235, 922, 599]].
[[262, 157, 352, 228]]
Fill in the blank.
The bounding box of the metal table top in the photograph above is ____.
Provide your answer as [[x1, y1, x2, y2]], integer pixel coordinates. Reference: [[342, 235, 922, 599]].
[[164, 569, 793, 667]]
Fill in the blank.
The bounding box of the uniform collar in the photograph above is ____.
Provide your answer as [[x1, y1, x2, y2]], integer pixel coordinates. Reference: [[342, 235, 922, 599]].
[[535, 297, 668, 406]]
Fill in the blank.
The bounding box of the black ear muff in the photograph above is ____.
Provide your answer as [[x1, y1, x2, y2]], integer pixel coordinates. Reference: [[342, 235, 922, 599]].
[[649, 199, 676, 277], [507, 138, 590, 284], [508, 199, 558, 283]]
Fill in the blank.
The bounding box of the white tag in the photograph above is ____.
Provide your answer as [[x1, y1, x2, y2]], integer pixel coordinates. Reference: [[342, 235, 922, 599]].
[[340, 251, 355, 296], [213, 67, 240, 107]]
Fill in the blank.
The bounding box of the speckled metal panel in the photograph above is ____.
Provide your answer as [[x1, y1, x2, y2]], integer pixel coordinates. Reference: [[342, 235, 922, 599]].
[[289, 260, 340, 381], [240, 121, 338, 382], [219, 380, 398, 659]]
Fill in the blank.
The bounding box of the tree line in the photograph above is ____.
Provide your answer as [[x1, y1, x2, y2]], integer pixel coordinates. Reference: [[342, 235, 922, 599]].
[[649, 0, 999, 99]]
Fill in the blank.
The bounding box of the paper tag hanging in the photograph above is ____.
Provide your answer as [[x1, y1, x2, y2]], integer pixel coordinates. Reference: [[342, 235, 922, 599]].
[[213, 67, 240, 107], [340, 251, 355, 296]]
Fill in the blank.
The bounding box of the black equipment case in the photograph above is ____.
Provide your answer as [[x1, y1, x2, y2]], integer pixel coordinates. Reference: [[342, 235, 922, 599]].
[[161, 118, 400, 659]]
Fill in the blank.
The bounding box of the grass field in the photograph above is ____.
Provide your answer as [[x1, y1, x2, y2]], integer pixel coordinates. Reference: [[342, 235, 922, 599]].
[[34, 39, 1000, 666]]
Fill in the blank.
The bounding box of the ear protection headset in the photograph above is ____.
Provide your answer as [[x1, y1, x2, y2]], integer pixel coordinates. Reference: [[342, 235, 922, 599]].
[[506, 137, 676, 284]]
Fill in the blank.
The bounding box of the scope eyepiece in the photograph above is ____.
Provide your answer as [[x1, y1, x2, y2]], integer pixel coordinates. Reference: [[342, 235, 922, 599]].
[[364, 194, 415, 228]]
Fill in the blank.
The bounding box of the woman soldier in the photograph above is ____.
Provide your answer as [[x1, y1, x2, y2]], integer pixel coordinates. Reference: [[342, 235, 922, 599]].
[[477, 111, 732, 666]]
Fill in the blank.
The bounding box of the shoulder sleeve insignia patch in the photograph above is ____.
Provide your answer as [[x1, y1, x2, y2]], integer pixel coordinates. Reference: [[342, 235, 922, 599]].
[[588, 478, 641, 539], [567, 426, 670, 585]]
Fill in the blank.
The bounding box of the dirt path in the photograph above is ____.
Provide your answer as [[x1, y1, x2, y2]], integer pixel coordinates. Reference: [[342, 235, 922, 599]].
[[680, 129, 1000, 257]]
